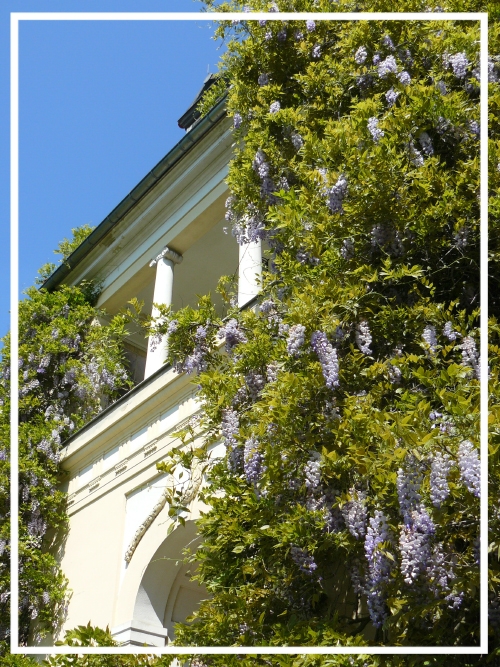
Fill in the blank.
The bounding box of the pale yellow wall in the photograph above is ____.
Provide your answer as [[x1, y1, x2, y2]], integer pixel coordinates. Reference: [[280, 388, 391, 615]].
[[50, 363, 219, 645]]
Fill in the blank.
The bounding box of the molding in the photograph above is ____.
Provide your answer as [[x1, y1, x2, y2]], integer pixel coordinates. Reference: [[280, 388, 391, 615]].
[[114, 459, 128, 476], [124, 485, 170, 563], [143, 440, 158, 458], [88, 476, 101, 492], [123, 454, 205, 564], [111, 619, 169, 647], [149, 246, 183, 267]]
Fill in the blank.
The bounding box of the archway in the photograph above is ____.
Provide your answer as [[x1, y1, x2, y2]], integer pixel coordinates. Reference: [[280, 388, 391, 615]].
[[113, 519, 208, 646]]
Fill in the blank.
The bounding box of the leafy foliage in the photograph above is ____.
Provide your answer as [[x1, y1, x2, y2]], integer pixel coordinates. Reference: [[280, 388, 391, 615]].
[[41, 623, 173, 667], [145, 6, 496, 653], [36, 225, 95, 285], [0, 228, 132, 652]]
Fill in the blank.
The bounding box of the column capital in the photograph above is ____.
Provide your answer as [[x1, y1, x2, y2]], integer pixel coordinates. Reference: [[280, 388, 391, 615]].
[[149, 246, 183, 267]]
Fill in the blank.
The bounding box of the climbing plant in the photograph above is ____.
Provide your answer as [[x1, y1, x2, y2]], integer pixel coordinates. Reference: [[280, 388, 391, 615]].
[[145, 2, 499, 655], [0, 227, 132, 652], [1, 1, 498, 665]]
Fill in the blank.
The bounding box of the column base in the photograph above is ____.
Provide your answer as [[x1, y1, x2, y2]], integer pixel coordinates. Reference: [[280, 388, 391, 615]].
[[111, 619, 169, 647]]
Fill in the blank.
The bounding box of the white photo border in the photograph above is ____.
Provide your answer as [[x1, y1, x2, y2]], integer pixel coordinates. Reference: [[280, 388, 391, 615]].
[[10, 10, 488, 656]]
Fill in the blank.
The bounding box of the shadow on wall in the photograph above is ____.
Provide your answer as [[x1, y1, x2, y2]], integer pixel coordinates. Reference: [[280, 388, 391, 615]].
[[123, 520, 208, 646]]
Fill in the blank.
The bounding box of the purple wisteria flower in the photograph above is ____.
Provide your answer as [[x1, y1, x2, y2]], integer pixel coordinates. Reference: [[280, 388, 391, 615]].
[[468, 120, 480, 136], [371, 223, 389, 247], [419, 132, 434, 156], [291, 546, 317, 574], [312, 44, 321, 59], [252, 149, 276, 202], [397, 457, 423, 525], [311, 331, 339, 389], [364, 510, 393, 627], [319, 171, 348, 214], [422, 325, 437, 353], [36, 438, 59, 463], [368, 117, 384, 143], [382, 35, 395, 50], [385, 88, 399, 107], [266, 361, 279, 383], [304, 457, 321, 493], [306, 20, 316, 32], [27, 506, 47, 539], [399, 506, 435, 585], [398, 71, 411, 86], [378, 55, 398, 78], [355, 321, 372, 355], [341, 238, 354, 260], [19, 379, 40, 397], [442, 321, 459, 341], [258, 73, 269, 86], [233, 112, 242, 129], [36, 354, 51, 374], [430, 451, 452, 508], [269, 101, 281, 114], [291, 132, 304, 150], [244, 437, 265, 484], [449, 52, 470, 78], [180, 325, 209, 375], [287, 324, 306, 356], [355, 46, 367, 64], [221, 408, 239, 450], [342, 489, 368, 539], [296, 248, 319, 265], [457, 439, 480, 497], [386, 362, 401, 384], [426, 542, 455, 597], [245, 371, 266, 401], [220, 319, 247, 353], [436, 80, 448, 95], [167, 319, 178, 335], [459, 336, 480, 379], [489, 58, 500, 83]]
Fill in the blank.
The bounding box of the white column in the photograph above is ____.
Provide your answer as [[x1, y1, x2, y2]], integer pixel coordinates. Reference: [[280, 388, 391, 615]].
[[238, 239, 262, 308], [145, 247, 183, 379]]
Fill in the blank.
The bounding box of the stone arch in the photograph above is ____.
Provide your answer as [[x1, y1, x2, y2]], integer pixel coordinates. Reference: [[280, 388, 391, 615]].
[[112, 519, 208, 646]]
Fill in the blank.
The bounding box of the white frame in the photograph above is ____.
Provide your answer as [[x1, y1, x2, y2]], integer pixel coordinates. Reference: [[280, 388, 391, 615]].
[[10, 10, 488, 655]]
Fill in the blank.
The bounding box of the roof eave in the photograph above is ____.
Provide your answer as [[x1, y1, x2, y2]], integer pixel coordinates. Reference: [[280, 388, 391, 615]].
[[42, 95, 227, 292]]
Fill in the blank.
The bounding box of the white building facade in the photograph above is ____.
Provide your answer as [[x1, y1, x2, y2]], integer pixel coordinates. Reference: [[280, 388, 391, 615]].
[[38, 88, 261, 647]]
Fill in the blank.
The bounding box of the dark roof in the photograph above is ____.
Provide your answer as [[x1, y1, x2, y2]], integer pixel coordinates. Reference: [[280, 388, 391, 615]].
[[177, 73, 221, 130]]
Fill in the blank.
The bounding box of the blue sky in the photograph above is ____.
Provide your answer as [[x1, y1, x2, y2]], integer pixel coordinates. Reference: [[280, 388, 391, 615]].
[[2, 1, 225, 340]]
